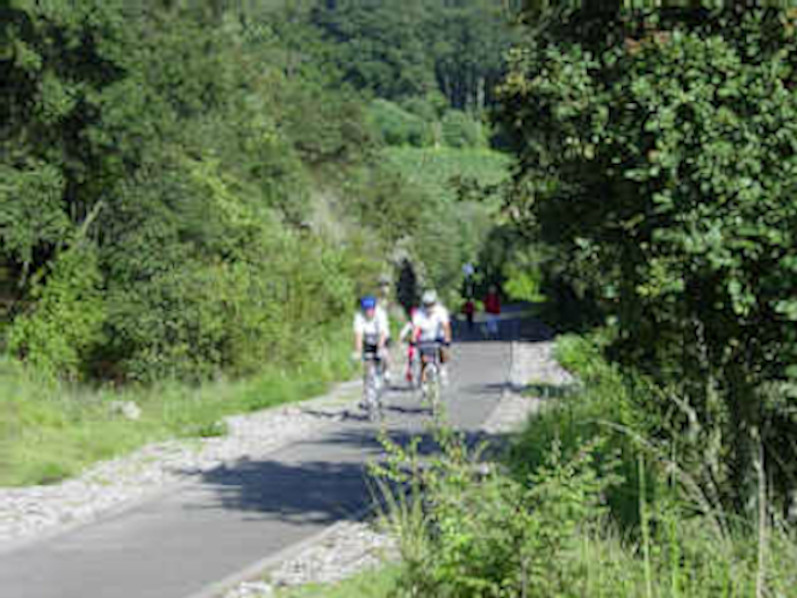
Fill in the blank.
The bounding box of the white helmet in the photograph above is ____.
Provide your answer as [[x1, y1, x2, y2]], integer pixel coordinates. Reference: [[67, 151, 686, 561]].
[[422, 289, 438, 306]]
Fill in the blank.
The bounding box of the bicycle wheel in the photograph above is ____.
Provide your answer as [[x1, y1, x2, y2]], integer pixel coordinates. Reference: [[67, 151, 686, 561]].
[[373, 366, 385, 421], [424, 363, 440, 416], [363, 362, 377, 420], [410, 357, 422, 390]]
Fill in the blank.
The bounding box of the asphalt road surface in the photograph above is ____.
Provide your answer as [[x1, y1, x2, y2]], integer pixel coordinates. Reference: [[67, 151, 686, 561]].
[[0, 311, 549, 598]]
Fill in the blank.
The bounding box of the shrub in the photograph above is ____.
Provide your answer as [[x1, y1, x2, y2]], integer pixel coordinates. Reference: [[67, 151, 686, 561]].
[[440, 110, 485, 148], [375, 342, 797, 597], [367, 99, 432, 147], [375, 426, 620, 597], [8, 245, 105, 380]]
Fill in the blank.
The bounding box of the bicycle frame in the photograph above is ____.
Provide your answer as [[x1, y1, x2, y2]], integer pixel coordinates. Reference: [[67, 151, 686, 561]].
[[417, 342, 442, 415], [362, 352, 384, 421]]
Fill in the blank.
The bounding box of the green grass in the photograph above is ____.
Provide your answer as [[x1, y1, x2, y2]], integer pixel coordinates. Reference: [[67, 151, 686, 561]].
[[275, 565, 399, 598], [0, 334, 355, 487], [383, 146, 512, 204]]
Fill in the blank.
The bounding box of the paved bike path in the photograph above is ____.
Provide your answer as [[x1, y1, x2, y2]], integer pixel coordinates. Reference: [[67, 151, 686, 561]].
[[0, 326, 537, 598]]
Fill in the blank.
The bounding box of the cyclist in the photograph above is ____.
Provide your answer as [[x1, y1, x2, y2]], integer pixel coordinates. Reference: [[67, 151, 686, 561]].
[[399, 307, 420, 385], [412, 290, 452, 385], [354, 295, 387, 357], [353, 295, 388, 410]]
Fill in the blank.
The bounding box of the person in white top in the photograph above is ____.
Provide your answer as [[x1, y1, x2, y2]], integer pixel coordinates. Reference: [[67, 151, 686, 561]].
[[399, 307, 419, 384], [353, 295, 387, 358], [412, 290, 452, 384]]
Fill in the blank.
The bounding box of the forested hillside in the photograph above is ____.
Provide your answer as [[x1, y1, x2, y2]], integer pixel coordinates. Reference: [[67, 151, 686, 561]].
[[1, 0, 512, 384], [0, 0, 514, 484]]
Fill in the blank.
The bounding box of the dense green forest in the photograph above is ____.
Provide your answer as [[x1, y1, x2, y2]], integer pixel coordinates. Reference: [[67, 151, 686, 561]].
[[0, 0, 513, 483], [1, 0, 512, 383], [2, 1, 797, 595]]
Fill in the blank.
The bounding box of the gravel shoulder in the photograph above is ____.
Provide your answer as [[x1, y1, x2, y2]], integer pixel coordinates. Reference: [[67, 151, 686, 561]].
[[0, 381, 361, 547]]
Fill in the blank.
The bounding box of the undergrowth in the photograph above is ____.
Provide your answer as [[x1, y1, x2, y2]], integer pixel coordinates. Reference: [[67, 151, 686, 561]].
[[370, 334, 797, 597]]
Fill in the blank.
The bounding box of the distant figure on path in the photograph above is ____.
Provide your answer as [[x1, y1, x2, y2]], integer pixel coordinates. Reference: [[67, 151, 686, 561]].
[[484, 285, 501, 339], [463, 298, 475, 331]]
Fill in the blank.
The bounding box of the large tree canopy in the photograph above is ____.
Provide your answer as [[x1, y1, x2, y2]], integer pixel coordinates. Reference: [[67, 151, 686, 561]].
[[309, 0, 520, 110], [498, 7, 797, 514]]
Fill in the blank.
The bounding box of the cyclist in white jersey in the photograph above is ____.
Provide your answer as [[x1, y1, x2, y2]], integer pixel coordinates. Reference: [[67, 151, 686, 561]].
[[412, 290, 452, 385], [353, 296, 387, 359]]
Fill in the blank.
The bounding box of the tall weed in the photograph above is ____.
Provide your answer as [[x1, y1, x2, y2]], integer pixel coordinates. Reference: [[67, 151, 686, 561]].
[[374, 336, 797, 597]]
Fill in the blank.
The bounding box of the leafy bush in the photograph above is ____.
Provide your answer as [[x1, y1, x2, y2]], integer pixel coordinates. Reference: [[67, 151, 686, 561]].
[[375, 341, 797, 597], [367, 99, 432, 147], [2, 2, 389, 385], [400, 94, 446, 123], [441, 110, 486, 149], [8, 245, 105, 380]]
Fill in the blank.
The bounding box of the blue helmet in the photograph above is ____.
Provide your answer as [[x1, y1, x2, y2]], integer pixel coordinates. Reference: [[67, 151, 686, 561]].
[[360, 295, 377, 311]]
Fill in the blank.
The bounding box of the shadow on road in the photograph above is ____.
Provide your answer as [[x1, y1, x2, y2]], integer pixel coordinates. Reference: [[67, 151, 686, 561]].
[[453, 310, 554, 344], [193, 458, 370, 526], [191, 311, 556, 527], [191, 422, 508, 525]]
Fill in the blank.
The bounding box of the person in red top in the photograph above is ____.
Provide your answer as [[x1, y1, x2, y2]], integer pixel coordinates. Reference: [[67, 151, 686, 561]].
[[462, 298, 475, 331], [400, 307, 420, 386], [484, 285, 501, 339]]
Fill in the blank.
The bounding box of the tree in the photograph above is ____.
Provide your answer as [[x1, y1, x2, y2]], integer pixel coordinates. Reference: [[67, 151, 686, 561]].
[[309, 0, 517, 110], [498, 7, 797, 516]]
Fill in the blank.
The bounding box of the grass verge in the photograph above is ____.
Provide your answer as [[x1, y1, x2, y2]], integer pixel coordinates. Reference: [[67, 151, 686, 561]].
[[275, 565, 399, 598], [0, 333, 355, 487]]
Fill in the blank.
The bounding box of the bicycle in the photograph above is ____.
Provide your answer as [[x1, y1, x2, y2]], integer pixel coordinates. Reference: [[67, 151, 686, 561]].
[[405, 341, 422, 390], [362, 349, 385, 422], [417, 341, 442, 417]]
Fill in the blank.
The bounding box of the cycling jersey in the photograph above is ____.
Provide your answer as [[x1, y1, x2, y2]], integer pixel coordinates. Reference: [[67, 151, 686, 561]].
[[354, 312, 385, 348], [413, 305, 450, 343]]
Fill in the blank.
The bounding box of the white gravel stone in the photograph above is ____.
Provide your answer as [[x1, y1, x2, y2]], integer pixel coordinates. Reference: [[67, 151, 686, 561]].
[[484, 341, 576, 435], [0, 382, 360, 546], [223, 521, 396, 598]]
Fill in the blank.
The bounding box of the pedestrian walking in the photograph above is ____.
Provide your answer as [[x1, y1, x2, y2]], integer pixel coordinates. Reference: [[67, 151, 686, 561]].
[[484, 285, 501, 339]]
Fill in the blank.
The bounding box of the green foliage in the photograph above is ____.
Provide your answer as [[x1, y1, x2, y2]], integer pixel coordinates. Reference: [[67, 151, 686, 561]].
[[367, 100, 432, 147], [502, 247, 546, 303], [375, 339, 797, 597], [383, 147, 511, 202], [0, 331, 353, 487], [274, 566, 400, 598], [441, 110, 487, 149], [0, 162, 68, 267], [400, 93, 447, 122], [367, 100, 490, 150], [380, 147, 510, 297], [2, 1, 391, 384], [8, 245, 105, 380], [309, 0, 518, 111], [499, 7, 797, 514]]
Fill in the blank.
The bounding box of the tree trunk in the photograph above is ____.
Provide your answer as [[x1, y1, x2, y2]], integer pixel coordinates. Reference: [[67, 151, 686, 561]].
[[727, 364, 760, 516]]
